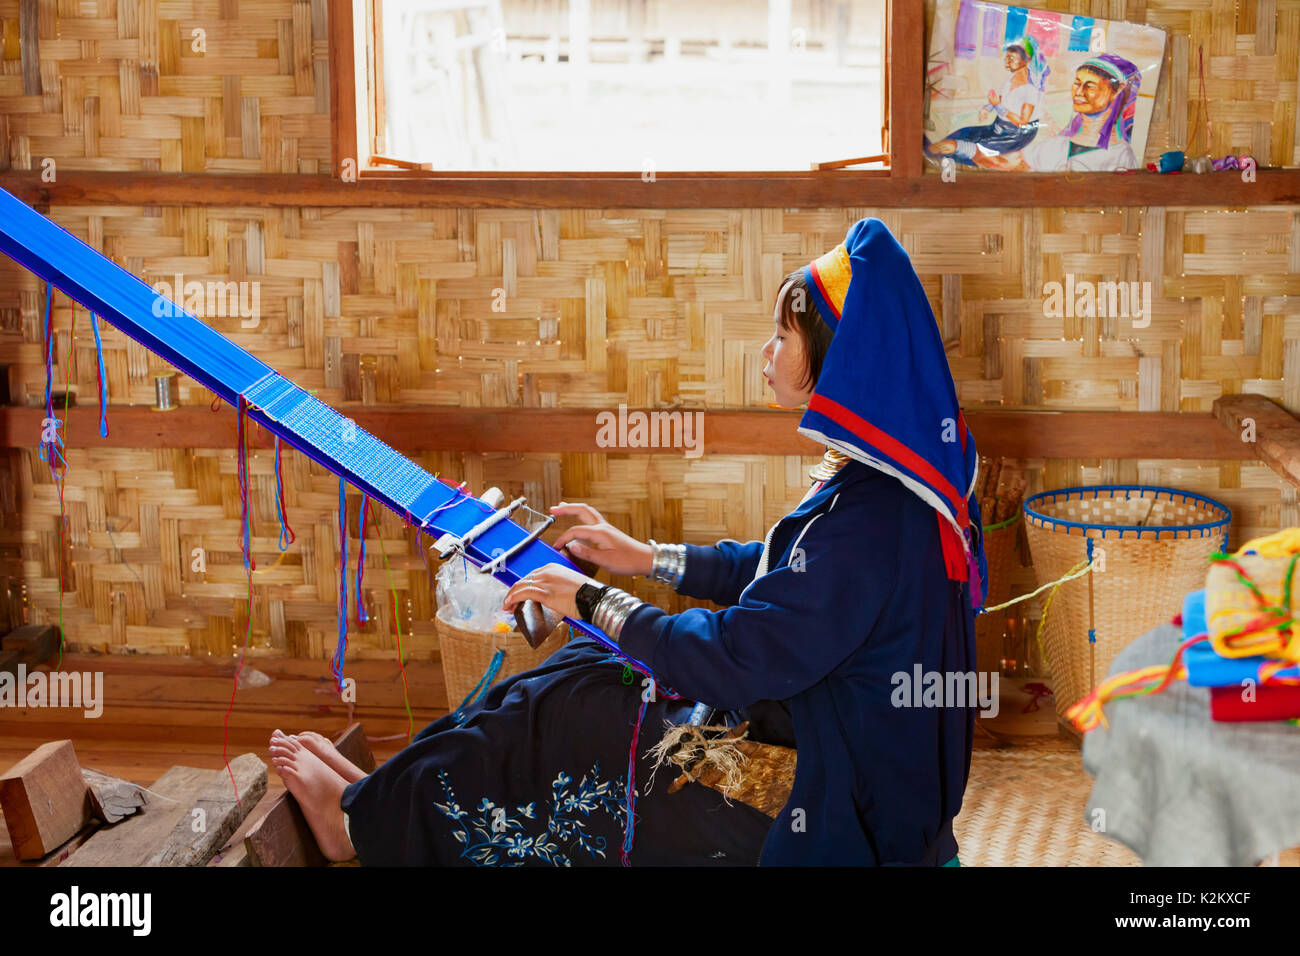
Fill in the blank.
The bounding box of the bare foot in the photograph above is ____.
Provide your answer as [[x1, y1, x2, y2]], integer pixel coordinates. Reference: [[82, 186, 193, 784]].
[[294, 730, 367, 784], [268, 729, 356, 862]]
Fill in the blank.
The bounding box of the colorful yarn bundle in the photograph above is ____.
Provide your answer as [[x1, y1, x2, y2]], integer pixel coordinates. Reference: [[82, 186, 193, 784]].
[[1066, 528, 1300, 732], [355, 492, 370, 625], [332, 476, 349, 693]]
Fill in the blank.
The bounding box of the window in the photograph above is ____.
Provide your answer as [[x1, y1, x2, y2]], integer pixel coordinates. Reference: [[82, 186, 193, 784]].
[[355, 0, 887, 173]]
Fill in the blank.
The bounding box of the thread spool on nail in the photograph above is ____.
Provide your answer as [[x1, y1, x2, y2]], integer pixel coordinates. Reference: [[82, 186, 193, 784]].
[[153, 373, 178, 410]]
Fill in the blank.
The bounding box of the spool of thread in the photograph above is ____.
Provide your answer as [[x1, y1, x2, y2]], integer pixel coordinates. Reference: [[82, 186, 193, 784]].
[[153, 373, 178, 410], [1188, 156, 1213, 174]]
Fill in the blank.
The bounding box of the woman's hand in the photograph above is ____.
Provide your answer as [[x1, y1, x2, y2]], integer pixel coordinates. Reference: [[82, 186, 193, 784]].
[[502, 563, 594, 621], [550, 502, 654, 577]]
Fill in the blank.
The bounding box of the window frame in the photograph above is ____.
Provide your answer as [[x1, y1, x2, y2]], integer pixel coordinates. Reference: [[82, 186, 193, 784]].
[[329, 0, 910, 202]]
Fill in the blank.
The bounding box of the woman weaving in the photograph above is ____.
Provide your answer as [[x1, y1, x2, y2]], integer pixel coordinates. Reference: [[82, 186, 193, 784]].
[[269, 217, 987, 866]]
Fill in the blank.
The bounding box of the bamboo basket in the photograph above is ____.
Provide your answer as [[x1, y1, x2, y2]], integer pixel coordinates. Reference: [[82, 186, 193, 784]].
[[974, 512, 1024, 675], [436, 604, 570, 711], [1022, 486, 1231, 724]]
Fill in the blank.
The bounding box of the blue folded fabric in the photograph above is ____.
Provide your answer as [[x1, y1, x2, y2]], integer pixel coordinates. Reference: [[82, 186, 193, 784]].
[[1181, 588, 1300, 686]]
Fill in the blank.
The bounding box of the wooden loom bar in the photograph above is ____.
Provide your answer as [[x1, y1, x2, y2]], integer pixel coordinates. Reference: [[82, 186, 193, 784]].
[[0, 406, 1255, 460]]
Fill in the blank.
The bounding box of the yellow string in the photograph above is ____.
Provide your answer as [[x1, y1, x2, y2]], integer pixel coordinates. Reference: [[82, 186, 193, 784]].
[[982, 557, 1094, 613]]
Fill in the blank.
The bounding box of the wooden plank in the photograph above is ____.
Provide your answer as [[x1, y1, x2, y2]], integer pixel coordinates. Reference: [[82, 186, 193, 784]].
[[2, 169, 1299, 209], [147, 753, 266, 866], [63, 753, 266, 867], [243, 792, 327, 867], [0, 406, 1257, 459], [0, 740, 92, 860], [2, 624, 59, 666], [1213, 394, 1300, 488]]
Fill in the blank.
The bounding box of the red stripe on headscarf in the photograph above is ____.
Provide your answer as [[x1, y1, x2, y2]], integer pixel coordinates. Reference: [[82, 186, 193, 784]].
[[808, 392, 969, 529], [806, 261, 841, 323]]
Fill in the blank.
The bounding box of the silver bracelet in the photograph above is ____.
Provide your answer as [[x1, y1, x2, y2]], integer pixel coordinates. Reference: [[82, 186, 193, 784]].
[[954, 139, 977, 160], [646, 539, 686, 589], [591, 587, 644, 643]]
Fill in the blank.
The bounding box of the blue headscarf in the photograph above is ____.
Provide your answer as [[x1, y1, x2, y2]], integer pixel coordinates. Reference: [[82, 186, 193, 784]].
[[801, 218, 987, 608]]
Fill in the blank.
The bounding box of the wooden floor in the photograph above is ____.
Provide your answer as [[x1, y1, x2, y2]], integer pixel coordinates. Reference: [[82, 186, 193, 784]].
[[0, 658, 1068, 865], [0, 652, 447, 864]]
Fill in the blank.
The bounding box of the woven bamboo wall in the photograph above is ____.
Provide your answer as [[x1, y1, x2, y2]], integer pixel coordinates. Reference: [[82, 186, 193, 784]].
[[0, 0, 1296, 660]]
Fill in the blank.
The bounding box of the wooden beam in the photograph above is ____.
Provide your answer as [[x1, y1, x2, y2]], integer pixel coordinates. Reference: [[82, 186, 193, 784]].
[[967, 410, 1254, 460], [1212, 394, 1300, 487], [2, 624, 59, 666], [888, 0, 923, 179], [0, 405, 1257, 460], [243, 790, 327, 867], [2, 169, 1298, 209], [0, 741, 92, 860], [328, 0, 358, 179]]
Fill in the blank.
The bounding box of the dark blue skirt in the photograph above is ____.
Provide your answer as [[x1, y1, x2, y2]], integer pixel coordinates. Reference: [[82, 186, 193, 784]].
[[940, 116, 1039, 166], [339, 634, 776, 866]]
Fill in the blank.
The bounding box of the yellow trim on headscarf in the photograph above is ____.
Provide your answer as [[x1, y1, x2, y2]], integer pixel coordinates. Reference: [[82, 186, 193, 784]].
[[808, 243, 852, 320]]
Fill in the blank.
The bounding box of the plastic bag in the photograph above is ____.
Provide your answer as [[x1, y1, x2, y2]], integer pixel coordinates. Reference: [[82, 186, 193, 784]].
[[436, 553, 516, 633]]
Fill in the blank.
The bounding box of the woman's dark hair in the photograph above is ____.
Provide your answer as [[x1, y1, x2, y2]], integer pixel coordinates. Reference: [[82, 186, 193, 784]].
[[777, 270, 835, 393]]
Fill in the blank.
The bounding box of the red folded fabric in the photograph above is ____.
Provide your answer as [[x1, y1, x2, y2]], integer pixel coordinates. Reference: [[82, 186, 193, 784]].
[[1210, 683, 1300, 722]]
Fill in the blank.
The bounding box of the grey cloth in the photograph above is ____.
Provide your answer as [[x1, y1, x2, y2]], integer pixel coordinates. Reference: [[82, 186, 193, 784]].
[[1082, 623, 1300, 866]]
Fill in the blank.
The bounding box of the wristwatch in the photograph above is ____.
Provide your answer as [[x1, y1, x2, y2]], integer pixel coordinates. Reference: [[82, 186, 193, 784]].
[[576, 581, 610, 622]]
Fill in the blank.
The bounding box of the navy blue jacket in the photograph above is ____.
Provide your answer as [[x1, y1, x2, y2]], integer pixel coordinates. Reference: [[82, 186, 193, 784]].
[[619, 459, 976, 865]]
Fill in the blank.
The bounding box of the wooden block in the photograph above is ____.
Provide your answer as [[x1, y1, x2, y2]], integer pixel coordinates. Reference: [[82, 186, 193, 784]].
[[332, 722, 376, 775], [0, 740, 92, 860], [243, 792, 327, 867], [64, 754, 267, 867], [0, 648, 19, 678], [1, 624, 59, 665], [81, 768, 146, 824], [0, 809, 99, 866]]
